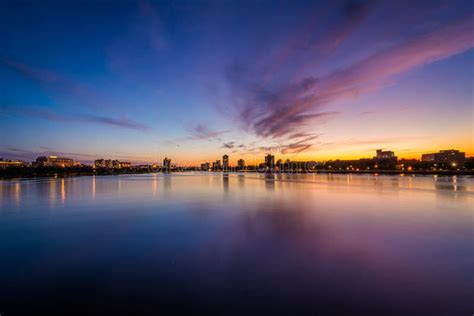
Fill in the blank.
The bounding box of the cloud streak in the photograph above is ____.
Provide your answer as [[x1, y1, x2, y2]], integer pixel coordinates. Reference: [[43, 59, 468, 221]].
[[187, 124, 230, 141], [1, 106, 149, 131], [226, 13, 473, 140]]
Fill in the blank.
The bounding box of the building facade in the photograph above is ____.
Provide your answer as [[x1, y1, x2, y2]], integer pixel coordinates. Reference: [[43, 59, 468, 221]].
[[201, 162, 210, 171], [95, 159, 131, 169], [422, 150, 465, 167], [375, 149, 396, 160], [265, 154, 275, 169], [222, 155, 229, 171], [237, 159, 245, 170], [212, 160, 221, 171], [35, 156, 74, 167], [0, 159, 27, 168]]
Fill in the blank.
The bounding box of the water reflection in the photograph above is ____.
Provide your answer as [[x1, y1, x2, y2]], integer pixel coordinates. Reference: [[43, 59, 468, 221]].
[[264, 173, 275, 191], [61, 179, 66, 204], [0, 173, 472, 314], [222, 173, 229, 193], [92, 175, 96, 199], [237, 174, 245, 188]]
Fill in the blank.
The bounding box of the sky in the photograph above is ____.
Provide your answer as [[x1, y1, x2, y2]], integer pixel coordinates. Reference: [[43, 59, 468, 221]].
[[0, 0, 473, 165]]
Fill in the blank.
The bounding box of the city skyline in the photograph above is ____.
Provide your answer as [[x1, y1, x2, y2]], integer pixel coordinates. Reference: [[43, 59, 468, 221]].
[[1, 1, 473, 165]]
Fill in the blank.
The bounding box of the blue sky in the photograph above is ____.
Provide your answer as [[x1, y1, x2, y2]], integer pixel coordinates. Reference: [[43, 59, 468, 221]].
[[0, 0, 473, 164]]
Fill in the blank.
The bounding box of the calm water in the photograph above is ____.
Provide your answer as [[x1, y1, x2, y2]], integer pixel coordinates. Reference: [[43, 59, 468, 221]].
[[0, 173, 473, 315]]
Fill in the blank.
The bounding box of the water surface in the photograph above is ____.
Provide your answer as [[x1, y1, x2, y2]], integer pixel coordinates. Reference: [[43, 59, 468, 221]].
[[0, 173, 473, 314]]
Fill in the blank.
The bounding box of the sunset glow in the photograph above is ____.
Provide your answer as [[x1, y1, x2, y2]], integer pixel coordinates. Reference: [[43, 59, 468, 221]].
[[0, 1, 472, 164]]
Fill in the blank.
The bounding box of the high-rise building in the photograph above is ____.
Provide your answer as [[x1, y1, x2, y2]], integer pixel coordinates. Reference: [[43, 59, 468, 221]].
[[237, 159, 245, 170], [35, 156, 74, 167], [422, 150, 465, 167], [201, 162, 210, 171], [222, 155, 229, 171], [265, 154, 275, 169], [163, 157, 171, 172], [212, 160, 221, 171]]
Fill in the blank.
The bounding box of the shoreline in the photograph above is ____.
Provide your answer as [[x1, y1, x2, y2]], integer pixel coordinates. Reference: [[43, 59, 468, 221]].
[[1, 169, 473, 180]]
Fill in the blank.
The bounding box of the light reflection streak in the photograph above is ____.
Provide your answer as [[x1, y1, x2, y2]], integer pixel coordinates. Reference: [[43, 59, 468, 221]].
[[92, 175, 96, 200], [61, 178, 66, 204]]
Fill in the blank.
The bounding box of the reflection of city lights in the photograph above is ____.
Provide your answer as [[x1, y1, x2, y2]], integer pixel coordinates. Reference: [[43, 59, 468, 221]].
[[61, 179, 66, 203], [92, 176, 96, 199]]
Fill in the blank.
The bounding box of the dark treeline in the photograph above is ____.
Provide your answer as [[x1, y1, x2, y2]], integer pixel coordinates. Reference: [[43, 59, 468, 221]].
[[0, 166, 151, 179]]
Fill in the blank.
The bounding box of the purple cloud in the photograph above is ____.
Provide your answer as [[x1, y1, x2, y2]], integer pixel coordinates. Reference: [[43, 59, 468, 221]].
[[1, 106, 149, 131], [188, 124, 230, 141], [225, 13, 473, 140]]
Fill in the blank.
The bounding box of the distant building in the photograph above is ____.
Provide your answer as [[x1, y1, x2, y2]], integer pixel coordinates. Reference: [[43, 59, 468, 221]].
[[104, 159, 113, 168], [0, 159, 27, 168], [95, 159, 131, 169], [112, 160, 121, 168], [95, 159, 105, 168], [163, 157, 171, 172], [201, 162, 210, 171], [375, 149, 396, 160], [422, 150, 465, 167], [212, 160, 221, 171], [237, 159, 245, 170], [35, 156, 74, 167], [222, 155, 229, 171], [265, 154, 275, 169]]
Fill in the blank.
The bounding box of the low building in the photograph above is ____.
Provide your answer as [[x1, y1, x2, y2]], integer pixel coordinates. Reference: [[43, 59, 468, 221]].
[[120, 161, 131, 168], [0, 159, 27, 168], [422, 149, 465, 167], [35, 156, 74, 167], [375, 149, 396, 160], [95, 159, 105, 168], [95, 159, 131, 169]]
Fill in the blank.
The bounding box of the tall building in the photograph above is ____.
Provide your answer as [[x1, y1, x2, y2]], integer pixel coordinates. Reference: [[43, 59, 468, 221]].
[[212, 160, 221, 171], [201, 162, 210, 171], [222, 155, 229, 171], [163, 157, 171, 172], [265, 154, 275, 169], [422, 150, 465, 167], [237, 159, 245, 170], [35, 156, 74, 167]]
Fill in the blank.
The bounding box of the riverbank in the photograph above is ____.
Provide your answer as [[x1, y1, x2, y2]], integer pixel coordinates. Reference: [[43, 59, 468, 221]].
[[1, 167, 473, 180]]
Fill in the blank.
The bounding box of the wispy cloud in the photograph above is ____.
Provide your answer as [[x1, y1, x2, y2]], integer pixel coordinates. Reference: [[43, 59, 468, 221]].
[[225, 13, 473, 140], [222, 141, 235, 149], [187, 124, 230, 141], [1, 106, 149, 131], [0, 59, 108, 110]]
